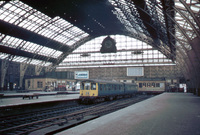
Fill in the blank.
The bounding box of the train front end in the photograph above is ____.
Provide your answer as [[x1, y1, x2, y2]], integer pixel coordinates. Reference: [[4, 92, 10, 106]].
[[79, 80, 98, 104]]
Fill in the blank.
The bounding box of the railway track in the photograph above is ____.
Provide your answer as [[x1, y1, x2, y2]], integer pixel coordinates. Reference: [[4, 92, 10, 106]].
[[0, 95, 153, 135]]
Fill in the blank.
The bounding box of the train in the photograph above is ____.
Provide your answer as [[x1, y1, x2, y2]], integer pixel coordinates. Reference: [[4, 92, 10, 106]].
[[79, 79, 138, 104]]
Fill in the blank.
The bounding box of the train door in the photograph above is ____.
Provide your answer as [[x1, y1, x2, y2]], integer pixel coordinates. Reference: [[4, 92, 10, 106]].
[[91, 82, 98, 96]]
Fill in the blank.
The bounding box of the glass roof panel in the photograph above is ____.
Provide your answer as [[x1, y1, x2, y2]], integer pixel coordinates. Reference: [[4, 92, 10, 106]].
[[0, 53, 51, 66], [12, 56, 28, 63], [30, 59, 42, 65], [0, 53, 9, 59], [1, 34, 63, 59], [14, 7, 23, 14], [44, 62, 52, 66]]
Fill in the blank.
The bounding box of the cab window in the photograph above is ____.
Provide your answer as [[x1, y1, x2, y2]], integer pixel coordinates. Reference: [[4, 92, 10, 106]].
[[81, 82, 85, 90], [91, 83, 96, 90], [85, 83, 90, 90]]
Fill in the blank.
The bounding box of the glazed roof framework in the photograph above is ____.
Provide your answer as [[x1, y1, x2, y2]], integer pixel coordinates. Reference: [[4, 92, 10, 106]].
[[0, 0, 199, 68]]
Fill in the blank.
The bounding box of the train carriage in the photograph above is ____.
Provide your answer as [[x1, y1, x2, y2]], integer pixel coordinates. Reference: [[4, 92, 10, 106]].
[[124, 82, 138, 95], [136, 80, 165, 95], [98, 81, 124, 97]]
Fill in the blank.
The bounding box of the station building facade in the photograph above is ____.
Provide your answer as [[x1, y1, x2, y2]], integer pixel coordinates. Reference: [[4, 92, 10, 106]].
[[25, 71, 75, 91], [1, 59, 185, 92]]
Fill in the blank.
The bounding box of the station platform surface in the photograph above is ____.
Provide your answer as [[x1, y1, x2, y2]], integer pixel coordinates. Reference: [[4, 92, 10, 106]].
[[0, 91, 79, 107], [57, 93, 200, 135]]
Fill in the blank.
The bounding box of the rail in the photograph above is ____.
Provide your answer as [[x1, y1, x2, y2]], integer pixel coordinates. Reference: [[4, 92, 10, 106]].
[[0, 95, 154, 135]]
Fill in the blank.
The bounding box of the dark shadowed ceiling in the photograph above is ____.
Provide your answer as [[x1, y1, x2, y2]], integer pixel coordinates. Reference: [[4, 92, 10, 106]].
[[21, 0, 127, 36]]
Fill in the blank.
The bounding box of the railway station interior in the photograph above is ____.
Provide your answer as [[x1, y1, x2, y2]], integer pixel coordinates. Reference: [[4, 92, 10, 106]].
[[0, 0, 200, 135]]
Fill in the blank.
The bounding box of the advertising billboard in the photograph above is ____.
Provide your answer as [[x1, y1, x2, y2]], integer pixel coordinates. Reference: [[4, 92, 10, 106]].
[[75, 71, 89, 79]]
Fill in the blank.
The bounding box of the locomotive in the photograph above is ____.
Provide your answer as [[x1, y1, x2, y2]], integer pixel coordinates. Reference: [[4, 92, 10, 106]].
[[79, 79, 138, 104]]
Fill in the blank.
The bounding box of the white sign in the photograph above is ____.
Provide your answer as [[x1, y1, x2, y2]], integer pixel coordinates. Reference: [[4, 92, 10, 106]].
[[180, 84, 187, 93], [75, 71, 89, 79], [127, 67, 144, 76]]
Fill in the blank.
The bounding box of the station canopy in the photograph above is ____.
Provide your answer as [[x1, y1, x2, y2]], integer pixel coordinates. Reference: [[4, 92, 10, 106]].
[[0, 0, 199, 69]]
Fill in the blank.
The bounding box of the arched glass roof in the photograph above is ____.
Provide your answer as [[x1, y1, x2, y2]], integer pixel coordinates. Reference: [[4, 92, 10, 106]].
[[57, 35, 174, 69]]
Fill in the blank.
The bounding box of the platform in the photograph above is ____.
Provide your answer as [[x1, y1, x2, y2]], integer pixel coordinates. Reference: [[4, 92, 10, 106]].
[[0, 91, 79, 107], [56, 93, 200, 135]]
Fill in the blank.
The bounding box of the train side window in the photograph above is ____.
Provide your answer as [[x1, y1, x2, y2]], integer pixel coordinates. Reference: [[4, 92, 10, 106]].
[[152, 83, 155, 87], [156, 83, 160, 87], [147, 83, 151, 87], [100, 84, 103, 91], [139, 83, 142, 88], [91, 83, 96, 90], [106, 84, 109, 91], [126, 85, 129, 90], [121, 85, 124, 90], [112, 85, 115, 90], [114, 85, 117, 90], [103, 84, 106, 91], [116, 85, 119, 90], [104, 84, 107, 91], [108, 85, 111, 90], [143, 83, 146, 87]]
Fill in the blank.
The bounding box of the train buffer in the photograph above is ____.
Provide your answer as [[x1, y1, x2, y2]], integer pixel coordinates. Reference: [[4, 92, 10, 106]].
[[22, 93, 40, 99]]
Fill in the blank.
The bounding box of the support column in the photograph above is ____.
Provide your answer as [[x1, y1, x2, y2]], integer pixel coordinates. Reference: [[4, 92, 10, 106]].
[[35, 65, 43, 76], [0, 60, 9, 90], [187, 37, 200, 96], [19, 63, 28, 89]]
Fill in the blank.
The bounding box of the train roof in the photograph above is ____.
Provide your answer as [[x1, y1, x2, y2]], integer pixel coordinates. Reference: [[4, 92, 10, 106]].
[[123, 82, 138, 86], [80, 79, 138, 86], [80, 79, 123, 84]]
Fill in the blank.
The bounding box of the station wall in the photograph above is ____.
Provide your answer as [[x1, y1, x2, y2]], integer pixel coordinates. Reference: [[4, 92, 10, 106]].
[[60, 65, 183, 81]]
